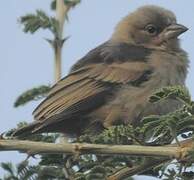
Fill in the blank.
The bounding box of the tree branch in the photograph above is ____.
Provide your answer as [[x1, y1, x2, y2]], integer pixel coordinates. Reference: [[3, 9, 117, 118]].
[[0, 139, 185, 158], [54, 0, 67, 82], [0, 139, 193, 179]]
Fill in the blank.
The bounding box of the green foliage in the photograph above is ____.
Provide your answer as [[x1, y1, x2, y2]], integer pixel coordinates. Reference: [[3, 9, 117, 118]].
[[1, 161, 68, 180], [79, 125, 141, 145], [72, 155, 136, 180], [1, 161, 37, 180], [14, 85, 50, 107], [142, 86, 194, 145], [1, 162, 15, 177], [149, 86, 191, 104], [36, 166, 65, 179], [20, 10, 59, 36], [163, 167, 194, 180]]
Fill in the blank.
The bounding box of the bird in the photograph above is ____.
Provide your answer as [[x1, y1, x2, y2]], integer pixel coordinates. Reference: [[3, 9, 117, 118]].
[[13, 5, 189, 137]]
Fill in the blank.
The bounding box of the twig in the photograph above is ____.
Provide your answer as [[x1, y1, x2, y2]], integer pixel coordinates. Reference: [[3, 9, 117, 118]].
[[107, 158, 170, 180]]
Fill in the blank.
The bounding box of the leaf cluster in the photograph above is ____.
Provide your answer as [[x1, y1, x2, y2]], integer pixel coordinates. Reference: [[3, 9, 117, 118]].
[[20, 10, 59, 37], [142, 86, 194, 145], [0, 161, 38, 180], [14, 85, 50, 107]]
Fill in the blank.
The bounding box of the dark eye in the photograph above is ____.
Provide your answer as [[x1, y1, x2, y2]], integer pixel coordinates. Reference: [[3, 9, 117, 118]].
[[145, 24, 158, 35]]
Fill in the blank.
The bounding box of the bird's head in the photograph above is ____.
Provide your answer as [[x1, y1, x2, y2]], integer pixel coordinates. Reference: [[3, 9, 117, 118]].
[[111, 5, 188, 51]]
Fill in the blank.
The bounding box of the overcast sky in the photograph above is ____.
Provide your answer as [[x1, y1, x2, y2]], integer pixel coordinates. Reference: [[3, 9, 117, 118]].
[[0, 0, 194, 179]]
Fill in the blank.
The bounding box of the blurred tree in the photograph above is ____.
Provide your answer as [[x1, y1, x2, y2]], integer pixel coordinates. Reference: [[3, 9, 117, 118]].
[[20, 0, 80, 83], [14, 0, 81, 108]]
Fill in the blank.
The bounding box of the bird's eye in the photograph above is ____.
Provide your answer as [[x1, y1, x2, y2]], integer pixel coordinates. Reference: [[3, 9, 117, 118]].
[[145, 25, 158, 35]]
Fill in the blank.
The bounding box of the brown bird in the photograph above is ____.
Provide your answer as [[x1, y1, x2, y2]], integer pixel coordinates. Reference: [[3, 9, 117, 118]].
[[13, 5, 189, 137]]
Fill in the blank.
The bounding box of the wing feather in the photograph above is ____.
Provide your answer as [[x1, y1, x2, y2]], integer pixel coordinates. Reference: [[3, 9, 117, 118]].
[[33, 62, 151, 123]]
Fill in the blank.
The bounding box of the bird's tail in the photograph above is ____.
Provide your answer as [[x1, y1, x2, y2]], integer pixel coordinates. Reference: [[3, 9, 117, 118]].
[[12, 122, 41, 138]]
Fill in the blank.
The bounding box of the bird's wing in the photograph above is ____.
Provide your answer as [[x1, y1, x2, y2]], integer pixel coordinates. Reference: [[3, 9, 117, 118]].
[[30, 41, 153, 133], [32, 61, 152, 128]]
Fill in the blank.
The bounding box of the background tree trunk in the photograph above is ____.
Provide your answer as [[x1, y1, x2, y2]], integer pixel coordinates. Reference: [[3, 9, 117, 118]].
[[54, 0, 70, 82]]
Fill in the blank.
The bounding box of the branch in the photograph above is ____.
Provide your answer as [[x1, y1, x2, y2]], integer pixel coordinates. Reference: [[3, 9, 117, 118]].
[[54, 0, 80, 82], [1, 139, 193, 179], [107, 158, 170, 180], [56, 0, 68, 39], [0, 139, 187, 158]]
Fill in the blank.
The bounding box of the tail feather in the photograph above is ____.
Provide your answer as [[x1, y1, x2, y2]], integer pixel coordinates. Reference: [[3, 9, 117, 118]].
[[12, 122, 41, 137], [12, 116, 88, 137]]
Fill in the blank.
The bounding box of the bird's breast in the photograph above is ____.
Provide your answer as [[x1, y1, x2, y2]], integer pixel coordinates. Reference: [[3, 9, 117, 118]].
[[147, 50, 188, 87]]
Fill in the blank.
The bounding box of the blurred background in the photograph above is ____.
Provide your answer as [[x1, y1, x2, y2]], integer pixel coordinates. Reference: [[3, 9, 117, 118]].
[[0, 0, 193, 179]]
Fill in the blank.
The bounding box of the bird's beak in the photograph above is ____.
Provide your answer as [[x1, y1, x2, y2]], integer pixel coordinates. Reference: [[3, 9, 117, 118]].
[[163, 24, 188, 40]]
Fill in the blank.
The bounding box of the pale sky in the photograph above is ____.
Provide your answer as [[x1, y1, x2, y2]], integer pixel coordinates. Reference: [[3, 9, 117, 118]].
[[0, 0, 194, 179]]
